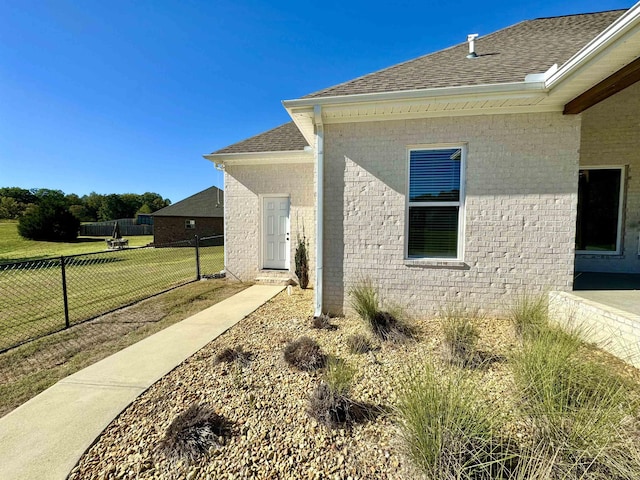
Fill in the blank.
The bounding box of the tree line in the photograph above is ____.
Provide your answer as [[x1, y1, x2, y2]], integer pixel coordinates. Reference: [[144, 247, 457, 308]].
[[0, 187, 171, 241]]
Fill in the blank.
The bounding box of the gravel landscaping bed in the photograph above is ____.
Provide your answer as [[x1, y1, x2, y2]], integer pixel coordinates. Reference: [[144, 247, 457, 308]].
[[69, 287, 640, 479]]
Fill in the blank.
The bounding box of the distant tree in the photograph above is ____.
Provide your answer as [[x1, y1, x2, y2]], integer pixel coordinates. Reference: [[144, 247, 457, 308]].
[[65, 193, 82, 207], [98, 194, 128, 221], [137, 203, 153, 214], [32, 188, 67, 208], [83, 192, 104, 221], [141, 192, 171, 211], [0, 187, 37, 206], [18, 200, 80, 241], [68, 204, 93, 222], [0, 196, 25, 219], [120, 193, 144, 218]]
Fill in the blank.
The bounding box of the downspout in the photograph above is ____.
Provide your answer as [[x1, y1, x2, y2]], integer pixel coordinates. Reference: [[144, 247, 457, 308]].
[[214, 161, 227, 272], [314, 105, 324, 317]]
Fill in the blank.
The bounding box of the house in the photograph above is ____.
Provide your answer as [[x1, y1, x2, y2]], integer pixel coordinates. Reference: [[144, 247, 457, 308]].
[[205, 5, 640, 323], [152, 186, 224, 245]]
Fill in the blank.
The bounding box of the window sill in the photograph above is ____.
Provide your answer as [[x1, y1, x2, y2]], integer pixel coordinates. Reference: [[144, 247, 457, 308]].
[[404, 258, 468, 269], [576, 252, 622, 258]]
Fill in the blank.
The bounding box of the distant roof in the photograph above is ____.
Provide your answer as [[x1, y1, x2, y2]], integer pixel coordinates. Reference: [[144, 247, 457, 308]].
[[211, 122, 309, 154], [304, 10, 626, 98], [152, 186, 224, 218]]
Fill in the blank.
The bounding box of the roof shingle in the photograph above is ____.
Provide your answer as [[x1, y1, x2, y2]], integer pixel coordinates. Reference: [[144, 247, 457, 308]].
[[211, 122, 309, 154], [152, 186, 224, 218], [304, 10, 626, 98]]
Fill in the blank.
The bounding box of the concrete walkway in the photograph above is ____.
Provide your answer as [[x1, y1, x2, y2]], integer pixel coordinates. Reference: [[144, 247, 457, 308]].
[[0, 284, 284, 480]]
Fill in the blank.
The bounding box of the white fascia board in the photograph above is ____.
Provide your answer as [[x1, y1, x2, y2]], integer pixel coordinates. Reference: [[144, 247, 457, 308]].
[[203, 150, 314, 167], [545, 2, 640, 89], [282, 80, 546, 109]]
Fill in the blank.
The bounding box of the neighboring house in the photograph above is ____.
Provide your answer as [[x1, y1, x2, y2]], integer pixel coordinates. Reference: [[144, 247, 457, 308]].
[[205, 5, 640, 318], [152, 186, 224, 245]]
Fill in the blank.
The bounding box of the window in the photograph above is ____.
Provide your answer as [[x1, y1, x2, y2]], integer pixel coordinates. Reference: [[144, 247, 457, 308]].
[[407, 147, 465, 259], [576, 167, 624, 254], [185, 219, 196, 229]]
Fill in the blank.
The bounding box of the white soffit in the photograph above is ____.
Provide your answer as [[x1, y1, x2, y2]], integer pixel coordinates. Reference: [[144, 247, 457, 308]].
[[203, 150, 314, 167]]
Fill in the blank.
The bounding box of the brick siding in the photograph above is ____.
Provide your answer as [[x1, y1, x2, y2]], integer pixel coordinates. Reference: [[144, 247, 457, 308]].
[[322, 112, 581, 315], [224, 163, 315, 282], [153, 216, 223, 245]]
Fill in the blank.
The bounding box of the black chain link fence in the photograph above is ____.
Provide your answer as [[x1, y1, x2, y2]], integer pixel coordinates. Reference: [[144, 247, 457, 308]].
[[0, 235, 224, 353]]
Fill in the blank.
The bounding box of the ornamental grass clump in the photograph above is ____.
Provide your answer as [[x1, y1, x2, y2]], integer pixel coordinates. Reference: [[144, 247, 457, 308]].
[[395, 363, 516, 479], [158, 403, 231, 465], [283, 336, 326, 371], [439, 306, 481, 367], [511, 324, 640, 478], [346, 333, 373, 354], [308, 356, 358, 428], [311, 313, 337, 330], [214, 345, 252, 366], [349, 280, 411, 342], [509, 292, 548, 339]]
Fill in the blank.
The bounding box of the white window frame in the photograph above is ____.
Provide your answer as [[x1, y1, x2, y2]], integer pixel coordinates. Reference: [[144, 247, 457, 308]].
[[405, 144, 466, 261], [576, 165, 625, 256], [185, 219, 196, 230]]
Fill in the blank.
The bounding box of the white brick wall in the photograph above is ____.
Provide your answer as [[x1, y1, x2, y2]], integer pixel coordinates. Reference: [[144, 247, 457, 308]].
[[576, 81, 640, 273], [224, 163, 315, 282], [323, 112, 581, 315], [549, 291, 640, 368]]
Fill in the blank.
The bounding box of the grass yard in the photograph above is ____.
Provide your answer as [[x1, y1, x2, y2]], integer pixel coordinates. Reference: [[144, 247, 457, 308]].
[[0, 220, 153, 263], [0, 279, 249, 418], [0, 223, 224, 351]]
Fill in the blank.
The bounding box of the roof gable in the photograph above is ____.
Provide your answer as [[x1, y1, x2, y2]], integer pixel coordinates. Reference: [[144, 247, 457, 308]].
[[304, 10, 626, 98], [152, 186, 224, 218]]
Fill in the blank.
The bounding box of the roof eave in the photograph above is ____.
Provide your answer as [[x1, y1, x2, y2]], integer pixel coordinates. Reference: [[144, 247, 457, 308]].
[[283, 80, 547, 108], [203, 149, 314, 167], [546, 2, 640, 89]]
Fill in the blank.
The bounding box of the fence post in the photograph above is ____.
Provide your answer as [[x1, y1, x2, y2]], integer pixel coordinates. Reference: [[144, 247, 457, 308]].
[[60, 256, 70, 328], [195, 235, 201, 280]]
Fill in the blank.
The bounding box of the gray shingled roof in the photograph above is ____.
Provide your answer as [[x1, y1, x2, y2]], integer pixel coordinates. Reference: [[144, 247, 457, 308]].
[[304, 10, 626, 98], [152, 186, 224, 218], [211, 122, 309, 154]]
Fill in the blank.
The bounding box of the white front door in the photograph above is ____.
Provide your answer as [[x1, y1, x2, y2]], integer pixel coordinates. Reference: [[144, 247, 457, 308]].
[[263, 196, 290, 270]]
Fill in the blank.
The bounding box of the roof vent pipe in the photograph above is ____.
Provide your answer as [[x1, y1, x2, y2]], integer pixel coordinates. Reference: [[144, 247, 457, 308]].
[[466, 34, 479, 58]]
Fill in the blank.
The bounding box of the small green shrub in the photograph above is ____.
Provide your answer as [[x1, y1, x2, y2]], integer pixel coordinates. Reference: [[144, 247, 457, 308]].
[[440, 307, 480, 367], [509, 293, 548, 338], [18, 202, 80, 242], [346, 334, 372, 354], [396, 364, 514, 479], [294, 234, 309, 289], [158, 403, 231, 465], [283, 336, 326, 371]]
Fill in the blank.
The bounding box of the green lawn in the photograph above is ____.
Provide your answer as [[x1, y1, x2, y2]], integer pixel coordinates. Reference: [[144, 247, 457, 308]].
[[0, 279, 248, 418], [0, 221, 224, 351], [0, 220, 153, 263]]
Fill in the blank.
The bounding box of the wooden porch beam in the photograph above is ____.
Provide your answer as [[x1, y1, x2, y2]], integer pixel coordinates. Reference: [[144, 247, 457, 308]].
[[564, 56, 640, 114]]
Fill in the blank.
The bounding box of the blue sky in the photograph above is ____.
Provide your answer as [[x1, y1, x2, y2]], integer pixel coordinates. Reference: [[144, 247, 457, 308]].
[[0, 0, 631, 204]]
